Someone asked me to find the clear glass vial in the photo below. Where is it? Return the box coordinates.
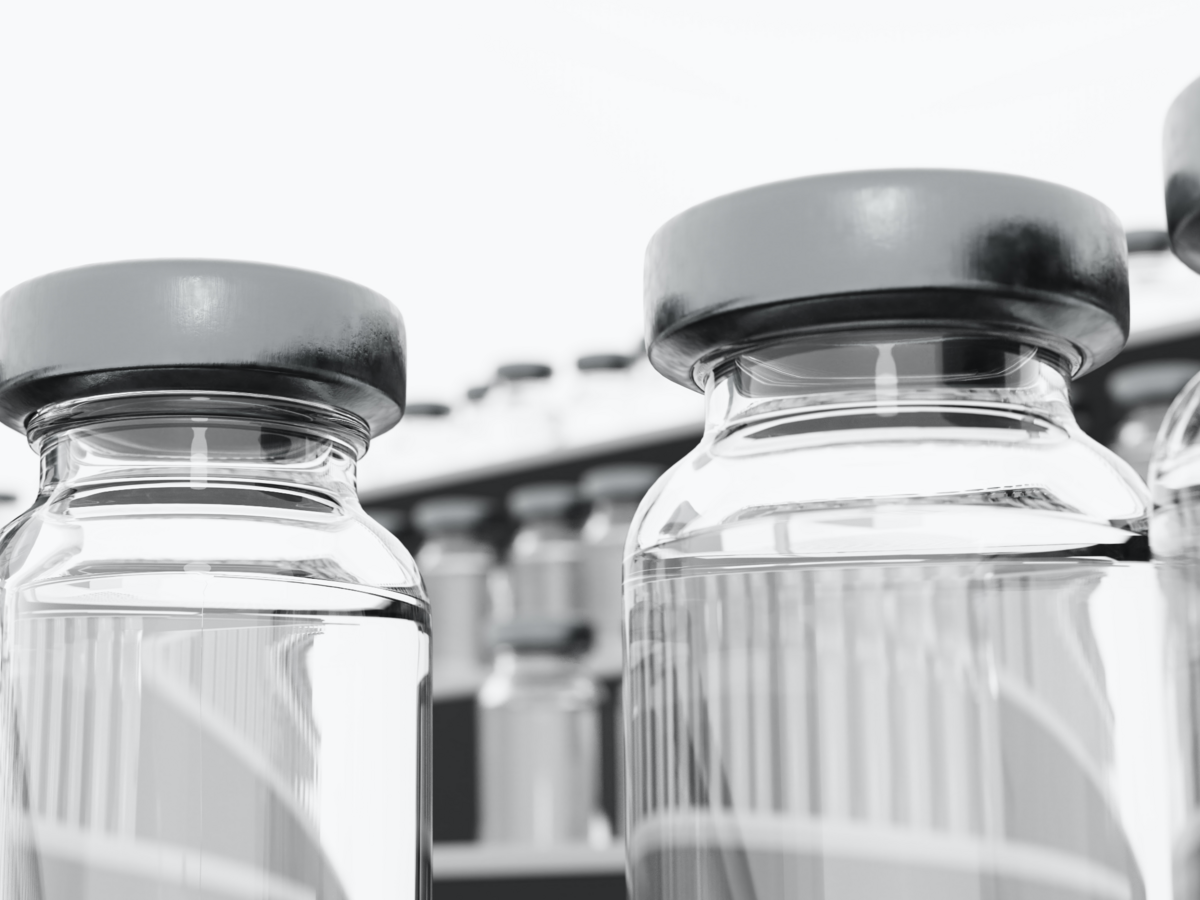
[486,363,561,457]
[626,172,1160,899]
[477,622,604,845]
[502,482,584,626]
[1153,76,1200,900]
[412,495,495,694]
[567,353,636,445]
[580,463,662,676]
[358,400,456,491]
[0,260,429,900]
[580,462,661,841]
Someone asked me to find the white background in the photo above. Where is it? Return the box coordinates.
[2,0,1200,498]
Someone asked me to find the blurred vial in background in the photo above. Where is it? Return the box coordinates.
[627,341,706,432]
[501,481,585,625]
[477,622,605,845]
[358,400,455,488]
[580,462,661,840]
[413,496,495,694]
[465,384,490,417]
[404,401,454,467]
[487,363,561,458]
[369,507,407,535]
[1126,230,1171,254]
[567,353,636,445]
[580,463,663,675]
[406,402,453,424]
[455,384,494,461]
[0,493,21,533]
[1126,230,1178,304]
[478,480,608,844]
[1107,360,1200,480]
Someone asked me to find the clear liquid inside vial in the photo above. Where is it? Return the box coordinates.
[0,573,430,900]
[627,506,1164,900]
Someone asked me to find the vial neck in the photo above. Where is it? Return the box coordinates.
[30,392,369,499]
[704,331,1075,434]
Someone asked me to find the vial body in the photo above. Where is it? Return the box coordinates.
[477,650,603,845]
[0,394,431,900]
[417,531,493,691]
[626,334,1159,900]
[476,483,607,845]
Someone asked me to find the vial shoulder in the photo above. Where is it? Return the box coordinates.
[0,494,424,597]
[629,426,1148,559]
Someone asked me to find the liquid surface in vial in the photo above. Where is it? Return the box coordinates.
[626,509,1163,900]
[0,573,430,900]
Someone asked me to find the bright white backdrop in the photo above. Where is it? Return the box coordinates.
[1,0,1199,500]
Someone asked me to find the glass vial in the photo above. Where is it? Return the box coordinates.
[580,463,663,675]
[477,623,603,845]
[477,482,607,844]
[0,260,430,900]
[626,172,1156,900]
[1154,75,1200,900]
[413,495,495,694]
[580,463,661,841]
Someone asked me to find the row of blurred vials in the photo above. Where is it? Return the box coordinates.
[369,345,684,851]
[362,346,701,489]
[367,342,1200,496]
[362,352,1200,852]
[390,463,662,847]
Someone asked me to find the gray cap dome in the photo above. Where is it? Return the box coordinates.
[645,169,1129,389]
[0,259,407,434]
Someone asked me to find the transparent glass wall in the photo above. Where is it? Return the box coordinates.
[626,334,1166,900]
